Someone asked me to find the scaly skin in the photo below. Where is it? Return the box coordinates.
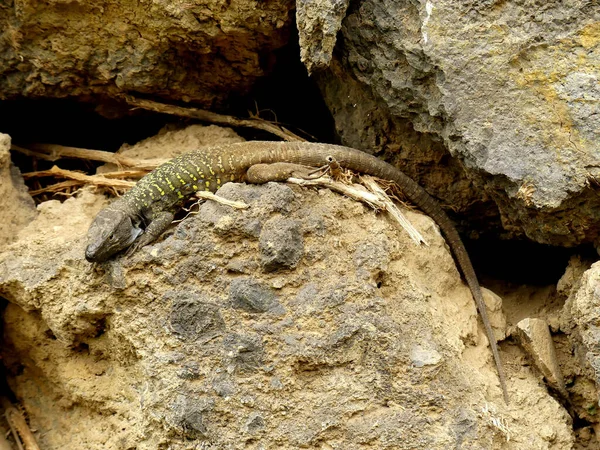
[85,141,509,402]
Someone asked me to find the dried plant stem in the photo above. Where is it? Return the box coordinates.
[125,96,305,142]
[287,175,426,245]
[1,398,40,450]
[12,144,165,170]
[23,166,136,190]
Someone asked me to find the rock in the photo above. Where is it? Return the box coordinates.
[259,217,304,271]
[515,317,568,398]
[0,133,36,248]
[222,333,264,374]
[317,0,600,247]
[0,130,576,448]
[0,0,294,106]
[296,0,350,73]
[168,291,225,341]
[229,278,284,314]
[169,395,213,438]
[557,255,591,298]
[410,344,442,368]
[561,261,600,423]
[244,412,265,434]
[483,287,507,342]
[198,182,297,239]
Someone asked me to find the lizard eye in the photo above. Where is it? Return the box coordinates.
[108,233,115,241]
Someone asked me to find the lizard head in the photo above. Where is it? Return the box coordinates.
[85,208,143,262]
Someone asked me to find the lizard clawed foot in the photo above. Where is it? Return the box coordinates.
[306,155,345,180]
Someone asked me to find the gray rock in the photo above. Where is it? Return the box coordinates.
[170,395,214,439]
[198,183,297,239]
[317,0,600,246]
[223,333,264,373]
[167,291,225,341]
[410,344,442,368]
[244,412,265,433]
[0,0,293,106]
[177,361,201,380]
[259,217,304,271]
[229,277,284,313]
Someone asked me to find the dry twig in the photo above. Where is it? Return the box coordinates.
[360,175,427,245]
[287,174,426,246]
[12,144,165,170]
[125,96,305,142]
[173,191,249,224]
[23,166,136,190]
[193,191,249,209]
[28,180,84,196]
[1,398,40,450]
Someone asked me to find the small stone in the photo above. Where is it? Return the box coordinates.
[167,291,225,341]
[515,318,568,398]
[245,412,265,433]
[177,361,201,380]
[229,278,283,313]
[259,217,304,271]
[170,396,214,439]
[410,344,442,368]
[270,377,284,390]
[539,424,556,442]
[223,333,264,373]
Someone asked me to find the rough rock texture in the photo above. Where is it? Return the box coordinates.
[0,133,36,247]
[561,260,600,425]
[515,318,568,399]
[0,119,577,448]
[296,0,350,74]
[315,0,600,246]
[0,0,293,105]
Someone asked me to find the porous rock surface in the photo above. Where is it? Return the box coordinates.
[0,0,293,105]
[0,133,36,247]
[561,259,600,425]
[315,0,600,246]
[0,131,575,448]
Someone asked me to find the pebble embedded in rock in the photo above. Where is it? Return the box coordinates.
[410,344,442,368]
[259,217,304,271]
[515,317,568,398]
[229,278,284,314]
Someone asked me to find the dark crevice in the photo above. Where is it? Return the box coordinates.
[231,30,336,143]
[465,237,596,286]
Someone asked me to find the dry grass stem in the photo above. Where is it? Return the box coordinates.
[125,96,305,142]
[361,175,427,245]
[12,144,166,170]
[23,166,136,191]
[1,398,40,450]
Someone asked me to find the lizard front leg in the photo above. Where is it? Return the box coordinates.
[126,211,175,257]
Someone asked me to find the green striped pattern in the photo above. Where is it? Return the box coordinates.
[124,150,243,213]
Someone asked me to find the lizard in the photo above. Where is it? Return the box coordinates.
[84,140,509,402]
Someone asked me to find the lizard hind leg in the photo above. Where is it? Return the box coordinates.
[245,162,323,184]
